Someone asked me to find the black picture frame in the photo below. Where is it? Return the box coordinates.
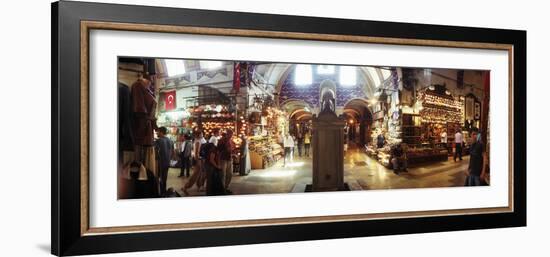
[51,1,526,256]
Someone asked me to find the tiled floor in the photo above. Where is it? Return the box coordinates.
[167,145,470,197]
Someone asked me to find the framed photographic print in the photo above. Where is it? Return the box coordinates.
[51,1,526,256]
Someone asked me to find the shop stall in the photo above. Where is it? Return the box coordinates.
[366,84,471,168]
[156,109,192,143]
[247,106,286,169]
[190,105,236,138]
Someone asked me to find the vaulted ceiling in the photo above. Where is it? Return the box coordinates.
[252,63,392,119]
[251,63,393,99]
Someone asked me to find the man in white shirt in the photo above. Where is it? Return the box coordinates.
[283,133,295,167]
[454,129,463,162]
[199,135,207,145]
[440,129,449,155]
[209,129,220,146]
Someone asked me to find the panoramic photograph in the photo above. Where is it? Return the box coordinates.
[117,57,491,199]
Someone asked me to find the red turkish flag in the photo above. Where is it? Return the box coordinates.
[233,62,241,93]
[165,90,176,110]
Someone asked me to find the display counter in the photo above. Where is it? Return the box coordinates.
[365,143,449,168]
[406,146,448,164]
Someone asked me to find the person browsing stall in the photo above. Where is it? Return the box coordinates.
[391,143,408,174]
[377,133,386,149]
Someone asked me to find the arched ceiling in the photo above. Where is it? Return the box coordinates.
[343,98,372,121]
[343,108,361,119]
[280,99,313,115]
[251,63,291,94]
[252,63,393,100]
[291,109,313,121]
[157,60,393,101]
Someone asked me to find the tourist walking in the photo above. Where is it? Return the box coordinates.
[202,142,225,195]
[182,130,205,196]
[296,133,304,157]
[178,134,192,177]
[217,129,235,193]
[304,131,311,157]
[283,133,295,166]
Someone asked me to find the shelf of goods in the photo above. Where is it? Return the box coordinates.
[401,113,422,145]
[193,110,236,132]
[156,119,188,142]
[198,111,234,120]
[419,90,463,125]
[200,117,236,138]
[248,135,283,169]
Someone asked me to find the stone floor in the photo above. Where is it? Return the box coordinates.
[166,145,470,197]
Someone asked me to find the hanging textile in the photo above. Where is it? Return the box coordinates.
[143,146,158,178]
[121,163,148,181]
[118,83,134,151]
[131,78,157,146]
[465,97,475,120]
[122,151,135,166]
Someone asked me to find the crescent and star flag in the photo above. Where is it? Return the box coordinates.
[165,90,176,110]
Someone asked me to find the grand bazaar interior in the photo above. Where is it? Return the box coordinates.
[118,57,490,199]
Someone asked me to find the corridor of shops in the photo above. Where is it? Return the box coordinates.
[166,143,471,196]
[118,58,489,199]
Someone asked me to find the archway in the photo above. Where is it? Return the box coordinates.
[343,98,373,147]
[281,99,313,136]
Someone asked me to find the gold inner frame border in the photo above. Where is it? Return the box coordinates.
[79,20,515,236]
